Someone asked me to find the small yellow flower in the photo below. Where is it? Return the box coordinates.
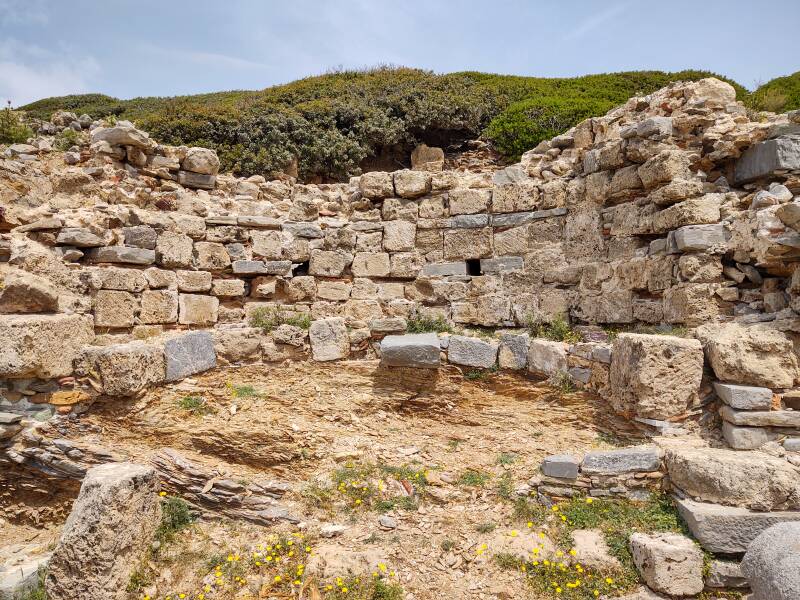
[569,549,577,556]
[342,587,349,593]
[586,498,593,504]
[594,591,600,597]
[378,563,387,573]
[510,530,518,537]
[274,575,282,582]
[159,491,167,497]
[605,577,614,584]
[527,521,533,528]
[556,587,562,593]
[179,595,185,600]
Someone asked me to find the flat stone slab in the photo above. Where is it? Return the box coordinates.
[490,207,567,228]
[447,335,498,369]
[0,411,23,424]
[87,246,156,265]
[421,262,467,277]
[479,256,523,274]
[720,405,800,428]
[232,260,267,275]
[542,454,579,479]
[714,382,773,410]
[676,498,800,553]
[380,333,440,368]
[734,135,800,184]
[672,223,728,252]
[581,445,662,474]
[164,331,217,382]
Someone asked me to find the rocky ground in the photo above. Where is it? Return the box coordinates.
[3,359,656,599]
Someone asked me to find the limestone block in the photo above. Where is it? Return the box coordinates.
[581,446,662,474]
[527,339,567,378]
[56,227,105,247]
[608,333,703,419]
[309,250,353,277]
[178,294,219,326]
[359,172,394,199]
[638,149,691,190]
[0,314,94,378]
[629,532,703,597]
[123,225,157,249]
[77,342,165,396]
[309,317,349,362]
[351,252,391,277]
[181,147,220,175]
[0,271,60,313]
[734,135,800,184]
[448,189,491,215]
[651,194,722,233]
[94,290,137,328]
[193,241,231,270]
[383,220,417,252]
[144,267,176,289]
[176,270,212,293]
[250,231,284,259]
[498,332,529,370]
[156,231,194,268]
[389,252,423,278]
[542,454,579,479]
[316,280,352,301]
[443,228,492,259]
[45,463,160,600]
[211,279,246,297]
[672,223,728,252]
[713,382,773,410]
[380,333,441,368]
[87,246,156,265]
[695,322,800,388]
[393,169,431,198]
[421,262,467,277]
[139,290,178,324]
[665,446,800,510]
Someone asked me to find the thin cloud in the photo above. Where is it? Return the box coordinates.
[563,2,630,41]
[139,43,270,71]
[0,0,48,26]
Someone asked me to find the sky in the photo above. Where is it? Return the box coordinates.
[1,0,798,106]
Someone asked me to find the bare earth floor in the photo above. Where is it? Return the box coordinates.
[3,360,642,599]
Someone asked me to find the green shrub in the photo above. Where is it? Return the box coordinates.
[0,104,33,144]
[177,395,213,415]
[21,67,746,181]
[527,314,581,344]
[155,496,194,544]
[458,469,490,487]
[249,306,311,332]
[53,127,80,150]
[406,314,453,334]
[747,71,800,112]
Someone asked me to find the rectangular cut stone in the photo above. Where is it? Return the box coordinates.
[542,454,579,479]
[205,215,238,225]
[446,214,490,228]
[673,224,727,252]
[282,222,323,238]
[498,332,529,370]
[713,382,773,410]
[491,207,567,228]
[447,335,498,369]
[237,215,281,228]
[480,256,523,274]
[421,262,467,277]
[262,260,293,275]
[380,333,441,368]
[349,221,384,232]
[164,332,217,382]
[87,246,156,265]
[720,405,800,428]
[527,339,567,378]
[581,446,662,474]
[722,422,782,450]
[178,171,216,189]
[77,342,165,396]
[734,135,800,184]
[232,260,267,275]
[676,498,800,553]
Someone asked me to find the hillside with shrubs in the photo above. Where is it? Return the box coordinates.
[18,66,797,182]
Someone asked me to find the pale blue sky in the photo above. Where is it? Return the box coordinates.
[1,0,798,106]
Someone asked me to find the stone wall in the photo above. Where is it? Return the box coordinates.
[1,78,800,446]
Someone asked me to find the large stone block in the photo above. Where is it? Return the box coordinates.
[638,149,691,190]
[527,339,567,378]
[393,169,431,198]
[447,335,498,369]
[734,135,800,184]
[77,342,165,396]
[164,331,217,381]
[448,188,491,215]
[498,332,529,370]
[178,294,219,325]
[608,333,703,419]
[0,271,59,313]
[359,172,394,199]
[194,241,231,270]
[94,290,139,327]
[139,290,178,324]
[0,314,94,378]
[309,250,353,277]
[671,223,728,252]
[677,498,800,553]
[695,322,800,388]
[309,317,349,362]
[651,194,722,233]
[351,252,390,277]
[181,147,220,175]
[581,446,662,474]
[45,463,160,600]
[383,220,416,252]
[87,246,156,265]
[720,405,800,428]
[155,231,194,268]
[665,446,800,510]
[741,523,800,600]
[722,421,782,450]
[380,333,441,368]
[443,228,492,260]
[714,382,773,410]
[542,454,579,479]
[629,532,703,597]
[421,262,467,277]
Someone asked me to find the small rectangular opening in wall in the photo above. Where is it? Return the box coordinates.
[293,261,310,276]
[466,259,481,276]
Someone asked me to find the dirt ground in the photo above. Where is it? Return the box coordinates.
[3,359,643,599]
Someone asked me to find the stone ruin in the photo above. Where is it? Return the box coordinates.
[1,78,800,599]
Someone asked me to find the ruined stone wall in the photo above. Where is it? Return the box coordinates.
[1,78,800,444]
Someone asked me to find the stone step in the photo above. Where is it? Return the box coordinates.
[676,498,800,553]
[713,381,773,410]
[720,404,800,428]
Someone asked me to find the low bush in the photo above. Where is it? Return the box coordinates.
[0,104,33,144]
[249,306,311,332]
[406,314,453,334]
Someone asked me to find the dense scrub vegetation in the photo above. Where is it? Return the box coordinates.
[19,67,761,181]
[746,70,800,113]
